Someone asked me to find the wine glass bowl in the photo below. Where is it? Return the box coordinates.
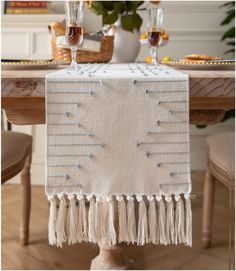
[147,8,164,65]
[66,25,83,46]
[148,29,162,47]
[64,1,84,70]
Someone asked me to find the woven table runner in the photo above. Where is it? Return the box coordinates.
[45,63,192,247]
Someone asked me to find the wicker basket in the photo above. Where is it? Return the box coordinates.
[51,34,114,63]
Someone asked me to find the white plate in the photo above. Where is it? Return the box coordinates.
[1,60,62,70]
[162,60,235,71]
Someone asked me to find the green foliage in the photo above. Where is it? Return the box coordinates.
[220,1,235,54]
[90,1,144,32]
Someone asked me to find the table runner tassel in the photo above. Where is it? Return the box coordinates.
[166,196,175,244]
[95,197,105,241]
[117,196,127,243]
[148,196,158,244]
[67,194,79,245]
[158,197,167,245]
[107,196,116,246]
[175,195,185,244]
[48,195,57,246]
[137,196,148,246]
[56,194,67,247]
[127,196,136,244]
[88,196,96,243]
[185,194,192,246]
[77,195,88,242]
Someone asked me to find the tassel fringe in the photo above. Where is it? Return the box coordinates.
[158,197,167,245]
[185,194,192,246]
[148,196,158,244]
[107,196,116,246]
[77,195,88,242]
[175,195,186,244]
[137,196,148,246]
[47,193,193,247]
[88,195,96,243]
[117,196,127,243]
[48,196,57,245]
[127,196,137,244]
[95,197,105,241]
[67,194,79,245]
[166,196,175,244]
[56,194,67,247]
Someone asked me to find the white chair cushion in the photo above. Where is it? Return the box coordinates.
[207,132,235,180]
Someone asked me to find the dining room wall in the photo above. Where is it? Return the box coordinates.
[5,1,234,185]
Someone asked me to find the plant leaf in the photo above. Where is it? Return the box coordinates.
[103,11,118,25]
[103,1,116,11]
[91,1,105,15]
[224,48,235,54]
[221,10,235,25]
[221,27,235,40]
[121,13,142,32]
[133,13,143,30]
[121,14,134,31]
[219,1,235,8]
[227,41,235,46]
[114,2,125,13]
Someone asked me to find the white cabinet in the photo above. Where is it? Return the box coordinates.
[1,12,102,60]
[2,30,30,59]
[1,14,64,59]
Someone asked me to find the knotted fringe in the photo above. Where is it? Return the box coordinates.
[77,195,88,242]
[148,196,158,244]
[127,196,137,244]
[47,194,192,247]
[166,196,175,244]
[67,194,79,245]
[175,195,185,244]
[107,196,116,246]
[48,196,57,245]
[95,197,105,241]
[56,194,67,247]
[157,196,167,245]
[185,194,192,246]
[117,196,127,243]
[88,195,96,243]
[137,196,148,246]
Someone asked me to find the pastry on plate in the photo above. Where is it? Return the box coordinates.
[185,54,223,61]
[179,59,206,63]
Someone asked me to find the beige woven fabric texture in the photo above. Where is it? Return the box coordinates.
[46,63,191,198]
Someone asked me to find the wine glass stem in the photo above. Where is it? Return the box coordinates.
[70,46,77,69]
[150,46,158,65]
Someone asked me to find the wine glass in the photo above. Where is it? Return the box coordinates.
[147,7,164,65]
[64,1,84,70]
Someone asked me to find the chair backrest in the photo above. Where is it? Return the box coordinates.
[1,110,12,131]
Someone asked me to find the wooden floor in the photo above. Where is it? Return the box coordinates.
[2,171,234,270]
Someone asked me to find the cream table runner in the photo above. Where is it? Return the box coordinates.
[45,63,192,247]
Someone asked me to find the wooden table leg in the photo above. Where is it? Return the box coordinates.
[20,154,32,246]
[90,242,134,270]
[90,197,134,270]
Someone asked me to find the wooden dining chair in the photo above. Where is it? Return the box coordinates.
[1,131,32,246]
[202,132,235,267]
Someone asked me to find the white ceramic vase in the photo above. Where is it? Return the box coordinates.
[111,19,141,63]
